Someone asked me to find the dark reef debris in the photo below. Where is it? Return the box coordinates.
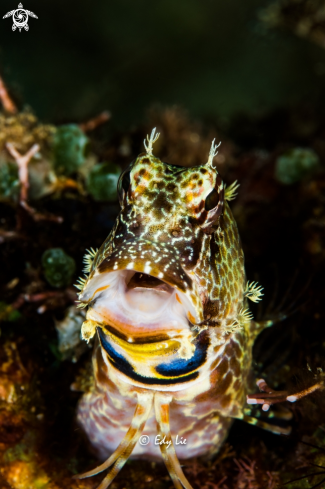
[260,0,325,50]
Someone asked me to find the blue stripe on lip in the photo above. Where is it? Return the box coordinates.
[98,328,202,385]
[155,339,207,377]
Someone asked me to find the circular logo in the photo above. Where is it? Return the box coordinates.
[139,435,150,446]
[13,9,28,28]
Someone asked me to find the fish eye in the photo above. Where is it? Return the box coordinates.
[117,169,131,205]
[205,188,219,211]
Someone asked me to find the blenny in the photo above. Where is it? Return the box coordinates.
[73,130,305,489]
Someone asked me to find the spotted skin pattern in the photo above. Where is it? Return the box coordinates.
[75,135,265,489]
[91,153,244,329]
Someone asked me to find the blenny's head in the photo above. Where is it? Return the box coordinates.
[77,129,245,389]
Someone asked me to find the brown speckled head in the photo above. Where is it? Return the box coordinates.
[77,131,246,388]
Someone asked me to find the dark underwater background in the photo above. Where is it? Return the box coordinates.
[1,0,325,127]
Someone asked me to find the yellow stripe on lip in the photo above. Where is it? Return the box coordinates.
[101,326,181,359]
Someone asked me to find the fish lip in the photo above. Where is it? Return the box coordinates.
[98,326,211,388]
[99,323,175,344]
[100,325,182,357]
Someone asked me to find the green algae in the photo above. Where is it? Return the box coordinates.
[52,124,89,176]
[41,248,76,288]
[0,301,22,322]
[4,437,34,464]
[0,161,20,202]
[275,148,319,185]
[86,162,121,202]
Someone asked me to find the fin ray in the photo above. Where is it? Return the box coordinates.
[74,391,154,480]
[155,394,193,489]
[242,414,291,435]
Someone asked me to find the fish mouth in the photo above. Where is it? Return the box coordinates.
[79,239,204,345]
[78,239,208,384]
[80,269,198,347]
[99,272,184,344]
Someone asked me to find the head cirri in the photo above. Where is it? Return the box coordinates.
[76,128,246,389]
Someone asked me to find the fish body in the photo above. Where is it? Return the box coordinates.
[75,133,261,488]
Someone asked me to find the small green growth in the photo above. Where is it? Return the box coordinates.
[66,456,80,475]
[86,162,121,202]
[48,339,63,362]
[0,301,22,322]
[4,440,32,463]
[52,124,89,175]
[0,162,20,201]
[7,309,22,322]
[283,481,310,489]
[275,148,319,185]
[3,432,37,463]
[41,248,76,288]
